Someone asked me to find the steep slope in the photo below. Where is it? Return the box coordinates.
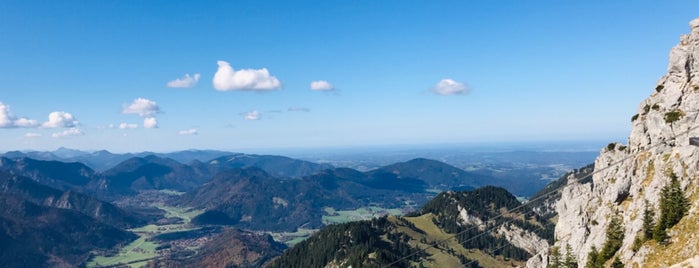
[0,157,95,190]
[547,18,699,267]
[528,164,595,223]
[269,186,551,268]
[0,172,144,228]
[0,193,136,267]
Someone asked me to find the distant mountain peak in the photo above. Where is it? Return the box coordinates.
[52,147,88,158]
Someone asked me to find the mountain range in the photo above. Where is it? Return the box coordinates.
[267,17,699,268]
[0,169,153,267]
[268,185,555,267]
[2,14,698,268]
[0,148,511,267]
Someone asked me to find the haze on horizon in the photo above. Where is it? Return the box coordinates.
[1,1,698,153]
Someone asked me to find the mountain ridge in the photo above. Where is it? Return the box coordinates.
[0,193,137,267]
[534,17,699,267]
[268,185,552,267]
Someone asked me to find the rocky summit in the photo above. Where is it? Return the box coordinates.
[536,18,699,267]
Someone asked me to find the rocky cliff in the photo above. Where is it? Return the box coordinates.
[546,18,699,267]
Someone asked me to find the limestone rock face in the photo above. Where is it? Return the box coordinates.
[549,18,699,267]
[496,224,549,255]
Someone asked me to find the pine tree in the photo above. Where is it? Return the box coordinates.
[611,256,624,268]
[549,246,562,268]
[585,246,602,268]
[600,213,624,261]
[642,200,655,240]
[654,173,689,243]
[564,243,578,268]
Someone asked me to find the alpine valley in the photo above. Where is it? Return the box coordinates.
[4,15,699,268]
[0,144,594,267]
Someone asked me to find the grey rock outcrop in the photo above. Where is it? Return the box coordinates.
[547,18,699,267]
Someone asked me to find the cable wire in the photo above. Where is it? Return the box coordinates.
[383,125,699,268]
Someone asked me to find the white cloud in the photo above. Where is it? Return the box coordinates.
[0,103,11,127]
[143,117,158,129]
[14,118,39,128]
[119,123,138,129]
[167,73,200,88]
[178,128,198,135]
[431,78,470,95]
[123,98,160,117]
[0,102,38,128]
[213,60,281,91]
[52,128,84,138]
[244,110,260,120]
[42,111,78,128]
[310,80,334,91]
[24,132,42,138]
[288,107,310,112]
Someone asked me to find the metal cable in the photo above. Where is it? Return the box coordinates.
[383,125,699,268]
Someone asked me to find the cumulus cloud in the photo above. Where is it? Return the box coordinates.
[0,102,39,128]
[243,110,260,120]
[431,78,470,95]
[42,111,78,128]
[167,73,200,88]
[52,128,83,138]
[122,98,160,117]
[24,132,42,138]
[14,118,39,128]
[178,128,198,135]
[119,123,138,129]
[0,103,11,127]
[310,80,334,91]
[213,61,281,91]
[143,117,158,129]
[288,107,310,112]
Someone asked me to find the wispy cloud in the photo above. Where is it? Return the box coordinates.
[243,110,260,120]
[431,78,470,95]
[143,117,158,129]
[310,80,334,91]
[0,102,38,128]
[122,98,160,117]
[119,123,138,129]
[213,61,281,91]
[24,132,42,138]
[52,128,83,138]
[167,73,200,88]
[42,111,78,128]
[288,107,310,112]
[178,128,198,135]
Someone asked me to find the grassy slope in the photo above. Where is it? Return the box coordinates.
[399,214,524,268]
[640,178,699,267]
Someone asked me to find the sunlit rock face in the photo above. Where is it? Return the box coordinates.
[529,18,699,267]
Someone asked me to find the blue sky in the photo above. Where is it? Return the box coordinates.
[1,1,698,153]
